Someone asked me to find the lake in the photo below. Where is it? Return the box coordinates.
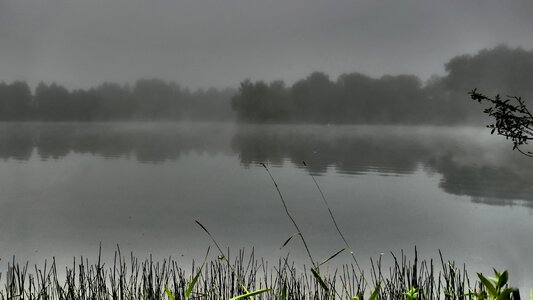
[1,122,533,289]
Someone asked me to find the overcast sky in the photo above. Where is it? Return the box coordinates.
[2,0,533,89]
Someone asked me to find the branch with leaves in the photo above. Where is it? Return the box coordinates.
[469,89,533,157]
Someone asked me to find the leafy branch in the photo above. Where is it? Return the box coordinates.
[469,89,533,157]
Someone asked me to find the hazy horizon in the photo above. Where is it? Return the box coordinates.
[2,0,533,90]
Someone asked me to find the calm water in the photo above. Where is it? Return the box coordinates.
[1,122,533,288]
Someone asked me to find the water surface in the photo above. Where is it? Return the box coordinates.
[1,122,532,288]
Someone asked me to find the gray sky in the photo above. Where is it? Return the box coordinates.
[2,0,533,89]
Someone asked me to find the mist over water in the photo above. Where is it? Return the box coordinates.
[2,122,532,203]
[1,122,533,289]
[4,0,533,296]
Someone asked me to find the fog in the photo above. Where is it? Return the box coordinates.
[2,0,533,90]
[1,123,532,206]
[3,0,533,295]
[2,45,533,124]
[3,1,533,123]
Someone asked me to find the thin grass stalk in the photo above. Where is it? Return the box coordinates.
[260,163,316,270]
[302,161,364,274]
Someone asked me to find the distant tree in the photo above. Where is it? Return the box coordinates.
[70,88,102,121]
[0,79,235,122]
[133,78,181,119]
[373,74,424,123]
[469,89,533,157]
[336,72,375,122]
[34,82,72,120]
[232,79,290,122]
[232,72,432,124]
[446,45,533,97]
[186,87,235,121]
[94,83,134,120]
[291,72,336,122]
[0,81,32,120]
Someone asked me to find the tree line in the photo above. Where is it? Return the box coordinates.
[2,45,533,124]
[232,45,533,124]
[0,79,235,121]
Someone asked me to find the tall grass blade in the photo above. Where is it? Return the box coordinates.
[0,248,480,300]
[280,233,298,249]
[319,248,345,267]
[311,267,329,293]
[165,286,176,300]
[185,247,210,298]
[261,163,316,269]
[195,220,225,260]
[369,283,381,300]
[281,283,287,300]
[229,288,272,300]
[302,161,363,273]
[195,220,252,296]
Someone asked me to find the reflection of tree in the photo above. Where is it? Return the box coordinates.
[232,126,533,205]
[71,129,133,158]
[427,155,533,203]
[37,125,74,159]
[2,124,533,206]
[231,127,427,175]
[0,125,34,161]
[0,124,232,163]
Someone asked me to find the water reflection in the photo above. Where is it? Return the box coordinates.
[1,123,533,206]
[232,125,426,175]
[0,123,233,163]
[233,125,533,205]
[429,155,533,204]
[0,124,34,161]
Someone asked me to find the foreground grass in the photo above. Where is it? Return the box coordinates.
[1,247,516,300]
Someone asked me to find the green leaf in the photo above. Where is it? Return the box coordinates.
[489,276,499,286]
[281,283,287,300]
[478,273,498,297]
[185,268,202,298]
[164,286,175,300]
[310,268,329,293]
[369,283,381,300]
[496,288,514,300]
[464,291,483,300]
[186,247,210,298]
[403,287,419,300]
[498,271,509,289]
[229,288,272,300]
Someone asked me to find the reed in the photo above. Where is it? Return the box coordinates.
[1,246,509,300]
